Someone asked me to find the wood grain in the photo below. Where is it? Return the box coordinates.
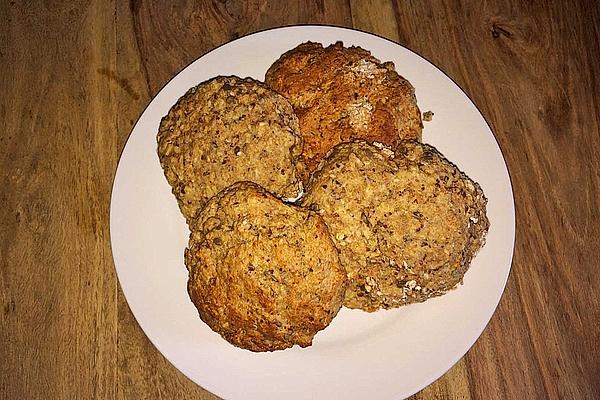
[1,0,598,399]
[0,1,120,398]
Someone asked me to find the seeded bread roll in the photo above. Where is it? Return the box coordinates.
[265,41,422,182]
[186,182,347,351]
[301,141,488,312]
[157,76,303,224]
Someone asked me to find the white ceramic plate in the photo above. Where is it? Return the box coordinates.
[110,26,515,400]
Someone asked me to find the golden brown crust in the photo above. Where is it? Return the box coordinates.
[265,42,422,182]
[157,76,303,224]
[301,141,489,312]
[185,182,347,351]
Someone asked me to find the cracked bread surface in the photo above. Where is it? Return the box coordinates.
[265,41,422,182]
[157,76,303,224]
[301,141,488,312]
[185,182,347,351]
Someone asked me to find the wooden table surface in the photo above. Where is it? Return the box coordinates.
[1,1,598,399]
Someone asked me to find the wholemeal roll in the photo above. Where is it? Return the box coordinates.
[186,182,347,351]
[266,41,422,182]
[157,76,303,223]
[301,140,488,311]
